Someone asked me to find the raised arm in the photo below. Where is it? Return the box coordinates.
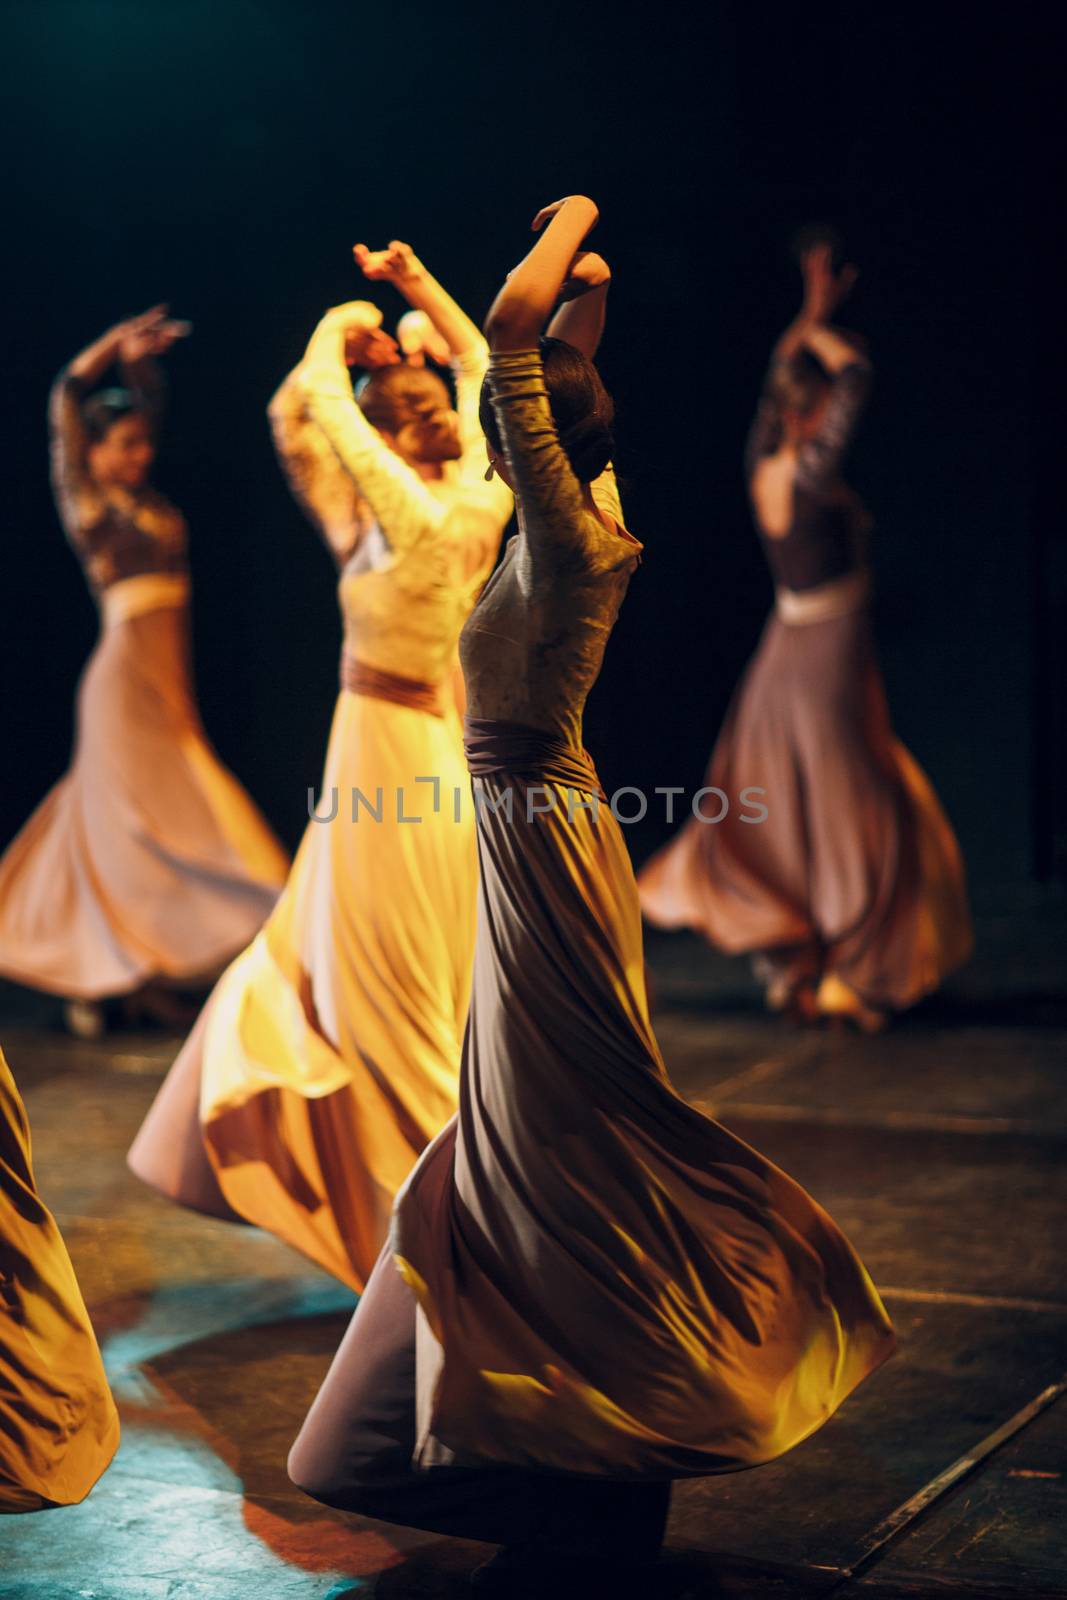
[546,251,611,360]
[268,369,374,567]
[483,198,613,563]
[747,241,864,480]
[355,241,505,481]
[295,304,447,554]
[355,241,485,361]
[485,194,599,352]
[269,306,399,565]
[795,353,872,489]
[49,307,187,525]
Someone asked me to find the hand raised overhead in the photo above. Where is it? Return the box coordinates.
[322,302,401,369]
[557,250,611,302]
[118,305,192,363]
[396,309,451,367]
[530,196,599,234]
[353,241,422,286]
[801,242,858,325]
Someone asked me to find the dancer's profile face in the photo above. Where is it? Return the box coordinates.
[88,413,156,489]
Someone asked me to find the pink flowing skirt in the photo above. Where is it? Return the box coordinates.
[638,607,972,1010]
[0,603,288,999]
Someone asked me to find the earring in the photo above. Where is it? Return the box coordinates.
[484,458,497,482]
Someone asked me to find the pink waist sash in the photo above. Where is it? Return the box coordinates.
[463,716,606,800]
[340,653,448,718]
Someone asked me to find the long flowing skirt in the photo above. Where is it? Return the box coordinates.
[389,757,896,1480]
[638,607,972,1011]
[1,1046,119,1510]
[128,689,478,1290]
[0,604,288,999]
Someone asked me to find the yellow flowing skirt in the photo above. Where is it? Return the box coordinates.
[1,1047,118,1510]
[129,688,477,1290]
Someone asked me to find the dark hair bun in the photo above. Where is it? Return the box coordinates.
[477,336,616,485]
[557,412,614,483]
[540,336,615,484]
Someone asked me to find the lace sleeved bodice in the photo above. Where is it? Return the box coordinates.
[748,359,873,594]
[460,349,641,748]
[294,337,512,684]
[268,370,375,568]
[48,368,188,598]
[794,362,871,492]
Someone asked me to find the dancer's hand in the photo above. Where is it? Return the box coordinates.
[486,196,601,351]
[558,250,611,302]
[354,241,423,288]
[117,306,192,363]
[531,196,599,234]
[321,302,400,368]
[800,242,857,325]
[396,309,451,367]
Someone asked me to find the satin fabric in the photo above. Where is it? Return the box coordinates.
[639,606,972,1010]
[1,1046,119,1511]
[0,598,288,998]
[129,685,477,1289]
[390,741,896,1479]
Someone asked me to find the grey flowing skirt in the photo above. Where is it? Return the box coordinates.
[639,607,972,1010]
[386,740,896,1480]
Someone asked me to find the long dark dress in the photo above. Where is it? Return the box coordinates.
[288,348,895,1545]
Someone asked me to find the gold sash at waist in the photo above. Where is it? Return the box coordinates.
[340,653,449,718]
[101,573,191,629]
[775,569,871,626]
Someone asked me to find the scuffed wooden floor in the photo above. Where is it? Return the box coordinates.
[1,885,1065,1598]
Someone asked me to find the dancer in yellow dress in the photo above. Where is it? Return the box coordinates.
[1,1044,118,1511]
[288,199,894,1598]
[0,308,289,1037]
[129,245,512,1291]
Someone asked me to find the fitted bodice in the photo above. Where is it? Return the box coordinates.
[273,335,512,688]
[746,360,872,593]
[461,350,642,750]
[49,370,188,599]
[337,479,502,684]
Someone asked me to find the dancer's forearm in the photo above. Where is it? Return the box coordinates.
[801,323,869,374]
[395,261,484,360]
[64,324,127,389]
[547,279,609,360]
[486,196,600,351]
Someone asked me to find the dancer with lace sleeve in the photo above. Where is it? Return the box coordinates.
[129,247,512,1292]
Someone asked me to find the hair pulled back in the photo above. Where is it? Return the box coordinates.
[479,336,615,484]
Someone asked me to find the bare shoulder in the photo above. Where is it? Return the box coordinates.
[751,449,796,540]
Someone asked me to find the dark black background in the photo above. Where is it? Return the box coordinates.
[1,2,1058,885]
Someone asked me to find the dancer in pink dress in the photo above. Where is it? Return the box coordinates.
[639,242,972,1030]
[0,309,288,1037]
[288,200,894,1598]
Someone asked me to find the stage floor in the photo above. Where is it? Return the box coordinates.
[1,884,1065,1599]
